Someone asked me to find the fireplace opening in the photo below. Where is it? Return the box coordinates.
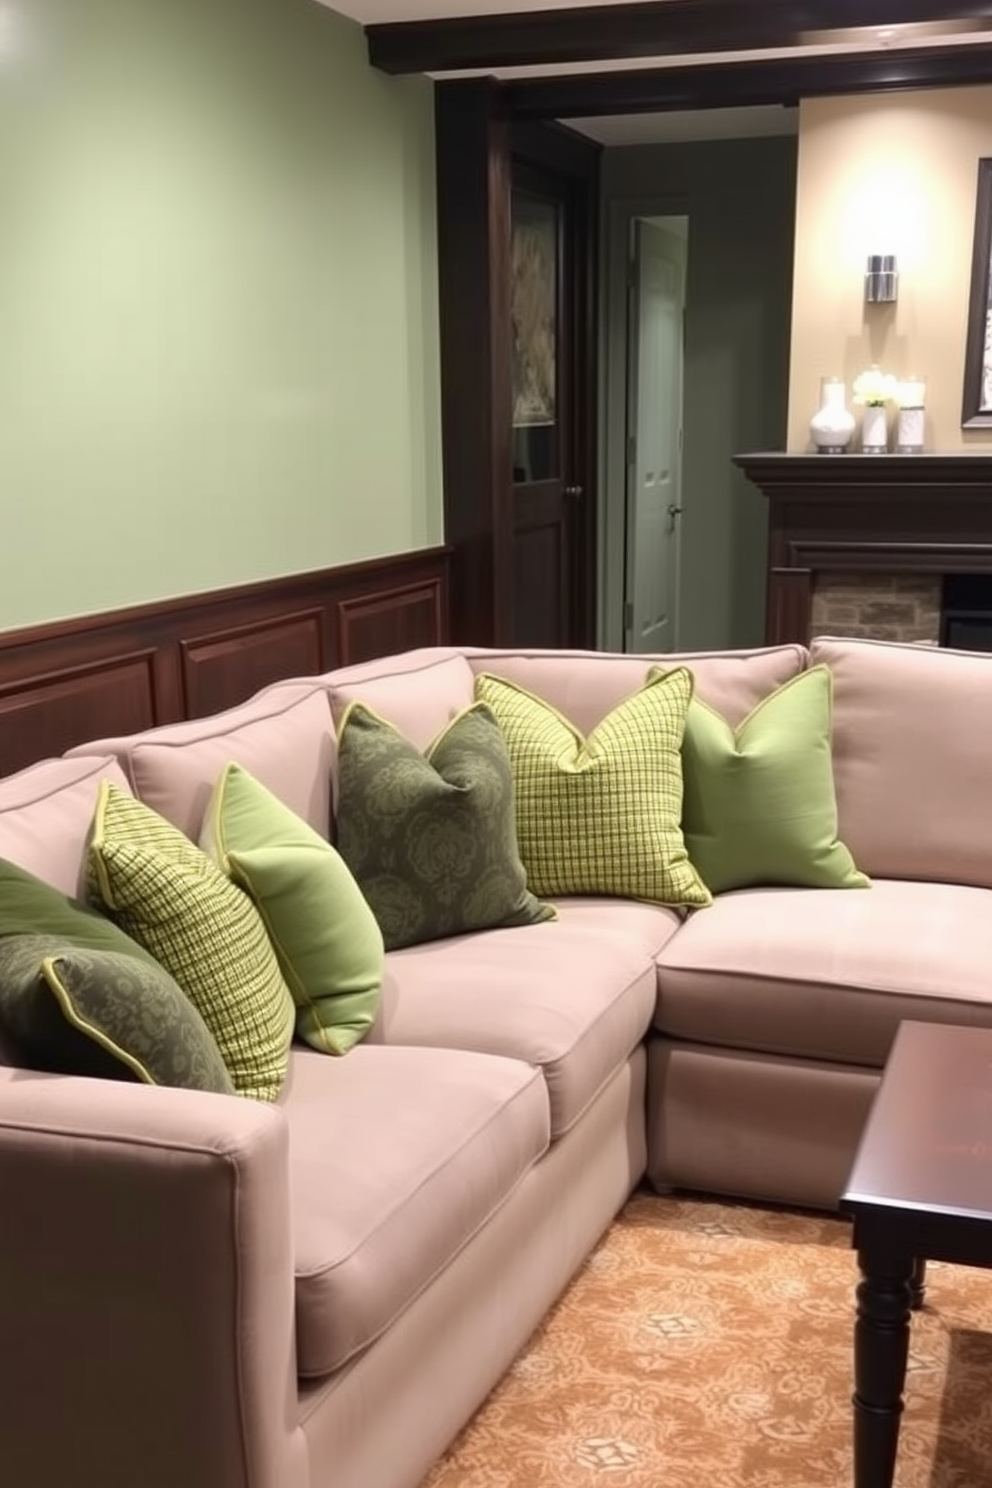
[940,574,992,652]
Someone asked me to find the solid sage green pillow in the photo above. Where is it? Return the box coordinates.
[668,664,870,894]
[335,701,555,951]
[200,763,385,1055]
[0,934,234,1092]
[0,857,161,968]
[475,669,711,909]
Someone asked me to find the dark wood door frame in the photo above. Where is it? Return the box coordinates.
[435,80,513,646]
[436,82,599,645]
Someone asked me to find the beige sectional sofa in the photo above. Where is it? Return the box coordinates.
[1,634,991,1488]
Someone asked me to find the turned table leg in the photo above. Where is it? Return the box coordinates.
[910,1256,927,1311]
[852,1249,914,1488]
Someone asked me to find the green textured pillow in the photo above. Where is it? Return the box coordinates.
[87,781,296,1102]
[475,670,711,909]
[335,701,555,951]
[0,857,161,967]
[0,934,234,1093]
[669,664,870,894]
[200,763,384,1055]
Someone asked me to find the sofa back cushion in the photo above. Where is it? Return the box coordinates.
[809,635,992,886]
[462,645,808,737]
[0,755,131,897]
[67,684,333,842]
[322,648,476,752]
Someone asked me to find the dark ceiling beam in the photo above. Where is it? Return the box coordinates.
[367,0,992,76]
[493,40,992,118]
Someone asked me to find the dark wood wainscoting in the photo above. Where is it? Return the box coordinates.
[0,547,449,778]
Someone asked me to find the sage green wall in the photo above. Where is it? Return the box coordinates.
[0,0,441,629]
[601,135,797,651]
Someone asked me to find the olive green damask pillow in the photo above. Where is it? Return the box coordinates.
[0,934,234,1092]
[335,702,555,951]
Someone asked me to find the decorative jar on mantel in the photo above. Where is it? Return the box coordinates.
[809,376,856,454]
[895,377,927,454]
[860,403,889,454]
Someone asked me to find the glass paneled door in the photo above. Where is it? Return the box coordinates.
[509,165,590,648]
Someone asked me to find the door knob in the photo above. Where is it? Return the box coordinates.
[667,504,683,518]
[564,484,584,498]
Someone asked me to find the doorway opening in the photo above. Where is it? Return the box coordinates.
[623,214,688,654]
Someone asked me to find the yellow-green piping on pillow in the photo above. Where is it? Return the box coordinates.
[0,935,234,1093]
[475,668,711,909]
[43,953,166,1084]
[86,781,296,1102]
[201,763,384,1055]
[335,699,556,951]
[663,663,870,894]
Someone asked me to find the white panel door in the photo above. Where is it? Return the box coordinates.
[625,218,686,654]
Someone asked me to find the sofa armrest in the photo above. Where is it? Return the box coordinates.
[0,1069,305,1488]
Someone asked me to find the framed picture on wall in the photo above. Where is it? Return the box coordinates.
[962,156,992,429]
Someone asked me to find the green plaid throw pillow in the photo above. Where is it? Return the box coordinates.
[474,669,711,909]
[87,781,296,1101]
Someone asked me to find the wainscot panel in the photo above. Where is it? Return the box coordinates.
[0,548,450,778]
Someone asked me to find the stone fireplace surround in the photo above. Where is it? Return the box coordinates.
[735,454,992,648]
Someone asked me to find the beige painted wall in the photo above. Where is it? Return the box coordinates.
[788,87,992,451]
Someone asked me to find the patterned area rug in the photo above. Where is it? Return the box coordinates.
[422,1192,992,1487]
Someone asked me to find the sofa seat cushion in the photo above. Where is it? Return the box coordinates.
[373,904,676,1137]
[655,879,992,1068]
[552,897,684,960]
[284,1044,549,1378]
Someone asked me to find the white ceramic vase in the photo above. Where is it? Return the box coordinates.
[809,377,856,454]
[861,403,888,454]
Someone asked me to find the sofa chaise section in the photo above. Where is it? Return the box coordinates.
[648,636,992,1209]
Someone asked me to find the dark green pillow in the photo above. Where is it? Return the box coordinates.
[335,701,555,951]
[0,857,160,966]
[0,934,235,1093]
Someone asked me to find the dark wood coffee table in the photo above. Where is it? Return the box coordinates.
[840,1019,992,1488]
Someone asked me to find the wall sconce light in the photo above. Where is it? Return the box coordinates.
[865,254,898,303]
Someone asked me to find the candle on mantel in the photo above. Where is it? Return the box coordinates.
[896,377,927,454]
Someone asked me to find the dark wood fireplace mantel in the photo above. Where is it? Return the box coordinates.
[735,452,992,645]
